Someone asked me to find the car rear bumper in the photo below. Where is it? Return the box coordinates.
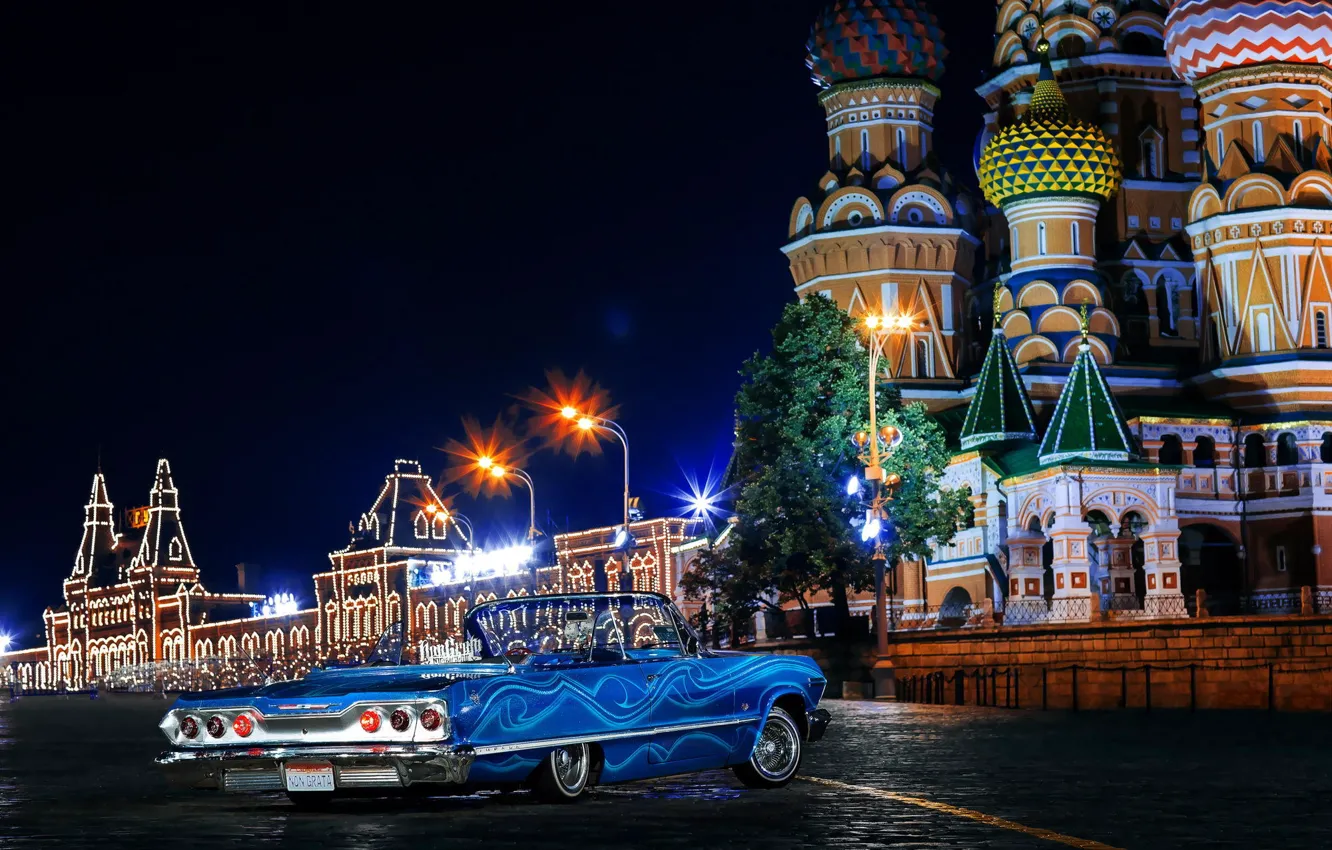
[156,743,475,792]
[806,708,831,743]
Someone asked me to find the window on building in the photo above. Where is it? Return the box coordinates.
[1010,226,1019,260]
[1216,129,1224,161]
[1255,310,1273,352]
[1321,432,1332,463]
[1253,121,1264,162]
[1317,310,1328,348]
[860,129,871,170]
[1243,433,1266,468]
[833,135,842,168]
[1038,222,1048,255]
[921,131,929,161]
[1071,221,1080,255]
[914,337,931,377]
[1159,434,1183,465]
[1294,120,1305,163]
[1277,432,1299,465]
[1276,545,1288,572]
[1194,436,1216,468]
[896,127,907,168]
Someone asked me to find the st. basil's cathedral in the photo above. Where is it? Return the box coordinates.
[788,0,1332,623]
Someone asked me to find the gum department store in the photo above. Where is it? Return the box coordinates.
[8,0,1332,688]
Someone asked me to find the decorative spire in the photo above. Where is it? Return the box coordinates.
[1038,339,1137,465]
[72,472,117,582]
[132,459,197,572]
[960,302,1040,451]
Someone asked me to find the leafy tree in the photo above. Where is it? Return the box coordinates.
[704,294,968,631]
[679,542,772,648]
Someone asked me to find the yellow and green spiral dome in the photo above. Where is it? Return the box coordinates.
[978,43,1122,207]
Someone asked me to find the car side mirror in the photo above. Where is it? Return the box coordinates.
[685,635,700,656]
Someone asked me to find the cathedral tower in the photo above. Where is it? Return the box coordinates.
[1168,0,1332,413]
[979,39,1125,368]
[785,1,981,402]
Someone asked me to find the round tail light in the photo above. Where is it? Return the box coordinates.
[232,713,254,738]
[420,708,442,731]
[179,716,200,739]
[390,709,411,732]
[360,710,382,733]
[206,716,226,738]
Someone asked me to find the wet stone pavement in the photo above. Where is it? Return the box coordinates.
[1,696,1330,849]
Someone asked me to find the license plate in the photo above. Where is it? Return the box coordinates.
[284,762,335,792]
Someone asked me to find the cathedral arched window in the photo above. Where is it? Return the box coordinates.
[1277,433,1299,466]
[1216,129,1225,162]
[168,537,183,562]
[1243,433,1267,468]
[1317,310,1328,348]
[920,130,928,161]
[1252,121,1264,162]
[1010,226,1019,260]
[913,336,931,378]
[1037,222,1047,256]
[1321,433,1332,464]
[833,135,842,169]
[896,128,907,168]
[1159,434,1183,465]
[1294,121,1305,163]
[1070,221,1081,256]
[860,129,871,170]
[1194,436,1216,468]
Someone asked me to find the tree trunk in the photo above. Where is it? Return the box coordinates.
[830,575,852,639]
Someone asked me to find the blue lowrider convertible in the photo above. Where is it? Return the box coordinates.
[157,592,831,805]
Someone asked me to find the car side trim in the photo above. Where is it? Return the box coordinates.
[471,716,759,756]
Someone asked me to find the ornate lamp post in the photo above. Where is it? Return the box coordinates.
[856,312,912,697]
[561,407,632,544]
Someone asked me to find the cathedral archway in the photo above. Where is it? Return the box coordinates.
[1179,524,1242,615]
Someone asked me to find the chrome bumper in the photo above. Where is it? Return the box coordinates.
[156,743,475,792]
[806,708,831,743]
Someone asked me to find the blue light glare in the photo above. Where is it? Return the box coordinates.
[860,515,882,542]
[673,466,733,531]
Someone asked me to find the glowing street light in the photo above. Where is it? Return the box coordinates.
[563,407,632,540]
[0,634,11,654]
[481,459,540,541]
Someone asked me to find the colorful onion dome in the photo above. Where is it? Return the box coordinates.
[1165,0,1332,85]
[806,0,948,88]
[978,41,1122,208]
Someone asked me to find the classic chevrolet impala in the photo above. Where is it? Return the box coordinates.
[157,592,831,806]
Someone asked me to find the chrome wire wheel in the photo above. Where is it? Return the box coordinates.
[733,706,803,789]
[553,745,588,790]
[533,742,592,802]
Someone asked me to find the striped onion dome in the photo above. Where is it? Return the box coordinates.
[1166,0,1332,86]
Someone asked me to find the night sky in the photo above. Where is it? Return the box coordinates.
[2,1,990,641]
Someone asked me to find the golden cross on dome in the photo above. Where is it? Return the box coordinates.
[1079,303,1090,337]
[992,281,1004,324]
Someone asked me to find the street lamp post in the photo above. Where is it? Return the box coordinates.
[561,407,631,537]
[858,312,912,698]
[481,459,539,541]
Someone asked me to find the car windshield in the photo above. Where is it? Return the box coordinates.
[465,593,695,662]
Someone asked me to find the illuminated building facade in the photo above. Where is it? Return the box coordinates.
[788,0,1332,626]
[1,459,704,690]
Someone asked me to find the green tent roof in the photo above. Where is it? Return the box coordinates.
[960,329,1040,450]
[1038,336,1137,464]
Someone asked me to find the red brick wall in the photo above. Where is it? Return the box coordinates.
[888,615,1332,711]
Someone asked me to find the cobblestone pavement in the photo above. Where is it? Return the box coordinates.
[2,696,1330,849]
